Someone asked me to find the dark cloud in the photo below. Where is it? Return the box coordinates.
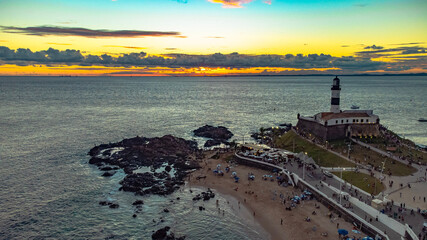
[104,45,146,50]
[390,42,426,46]
[341,45,349,47]
[401,49,426,54]
[0,46,422,73]
[364,45,384,50]
[206,36,224,39]
[356,46,427,58]
[0,26,183,38]
[165,48,178,50]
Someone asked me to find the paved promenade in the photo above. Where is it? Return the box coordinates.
[235,151,426,240]
[293,129,427,210]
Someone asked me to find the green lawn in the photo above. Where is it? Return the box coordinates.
[359,136,427,165]
[329,139,417,176]
[332,171,385,195]
[274,131,355,168]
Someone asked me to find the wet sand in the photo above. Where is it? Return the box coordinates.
[189,151,366,240]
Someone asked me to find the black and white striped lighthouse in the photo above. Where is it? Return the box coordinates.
[330,76,341,113]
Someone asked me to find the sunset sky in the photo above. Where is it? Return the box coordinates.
[0,0,426,76]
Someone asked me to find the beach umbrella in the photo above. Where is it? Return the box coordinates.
[362,237,373,240]
[338,229,349,236]
[232,171,237,176]
[352,230,361,234]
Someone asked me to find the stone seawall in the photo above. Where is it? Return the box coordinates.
[296,118,348,140]
[296,119,380,141]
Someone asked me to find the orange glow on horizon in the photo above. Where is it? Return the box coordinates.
[0,64,346,77]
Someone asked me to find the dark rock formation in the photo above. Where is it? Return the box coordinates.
[152,226,170,240]
[89,135,200,197]
[102,171,116,177]
[99,201,119,209]
[109,203,119,209]
[193,125,233,140]
[100,166,117,171]
[192,189,215,201]
[204,139,230,148]
[132,200,144,205]
[99,201,109,206]
[151,226,185,240]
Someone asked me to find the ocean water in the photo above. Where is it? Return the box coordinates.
[0,76,426,239]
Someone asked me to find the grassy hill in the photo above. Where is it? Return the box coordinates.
[274,131,355,168]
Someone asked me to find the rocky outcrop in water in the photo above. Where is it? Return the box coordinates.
[88,135,200,196]
[99,201,119,209]
[204,139,230,148]
[193,125,233,140]
[193,125,233,147]
[151,226,186,240]
[192,188,215,201]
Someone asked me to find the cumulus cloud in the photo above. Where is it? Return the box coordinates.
[208,0,255,8]
[0,46,391,73]
[364,45,384,50]
[0,26,183,38]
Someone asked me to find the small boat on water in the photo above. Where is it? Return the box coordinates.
[351,105,360,109]
[418,118,427,122]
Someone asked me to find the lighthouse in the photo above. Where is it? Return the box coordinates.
[330,76,341,113]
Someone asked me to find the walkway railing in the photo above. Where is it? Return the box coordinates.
[234,152,295,186]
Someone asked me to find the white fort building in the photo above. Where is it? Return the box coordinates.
[296,76,380,141]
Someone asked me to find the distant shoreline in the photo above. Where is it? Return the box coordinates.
[0,73,426,77]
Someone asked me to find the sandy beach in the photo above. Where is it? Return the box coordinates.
[189,151,366,240]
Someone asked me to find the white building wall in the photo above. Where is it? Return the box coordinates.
[327,116,378,126]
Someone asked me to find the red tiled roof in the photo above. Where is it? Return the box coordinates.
[320,112,370,120]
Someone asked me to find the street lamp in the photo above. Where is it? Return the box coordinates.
[339,168,346,205]
[303,152,308,180]
[347,142,351,159]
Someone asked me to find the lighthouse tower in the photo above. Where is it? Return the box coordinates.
[330,76,341,113]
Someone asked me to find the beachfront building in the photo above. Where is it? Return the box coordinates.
[296,76,380,141]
